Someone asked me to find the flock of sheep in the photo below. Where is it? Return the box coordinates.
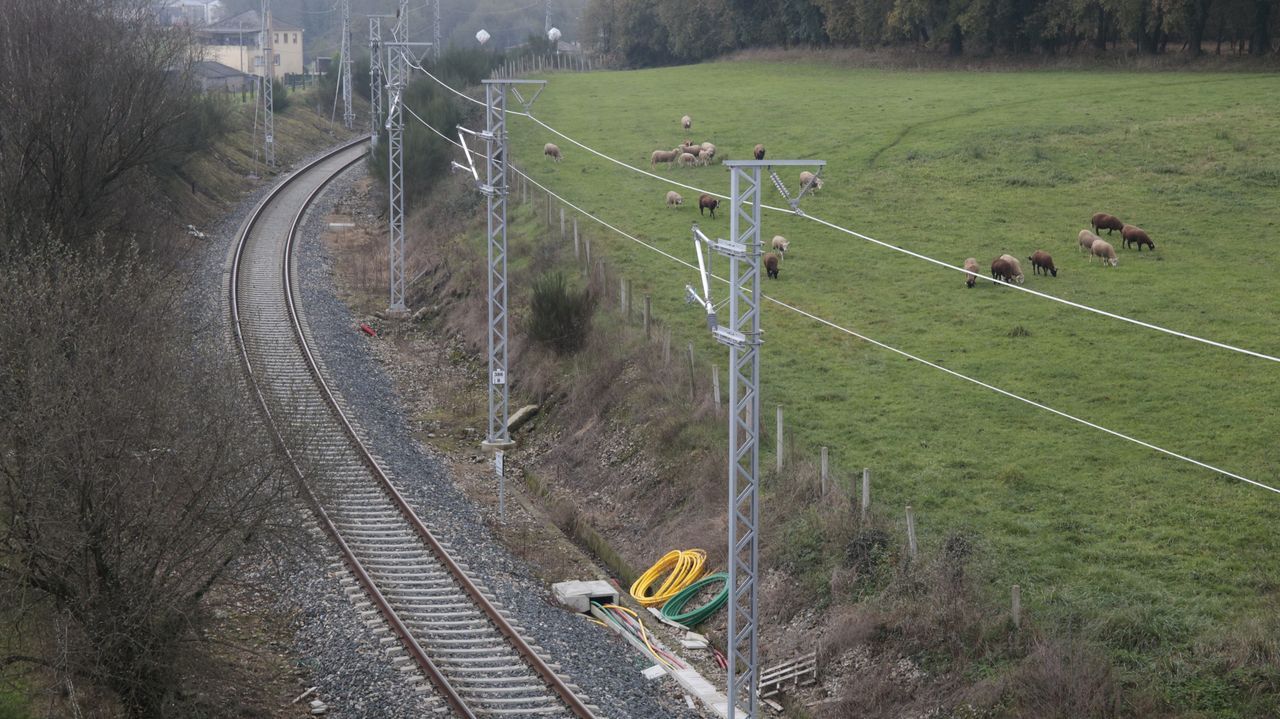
[967,212,1156,288]
[542,118,1157,288]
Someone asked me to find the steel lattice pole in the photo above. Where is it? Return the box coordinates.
[368,16,382,146]
[260,0,274,167]
[341,0,354,129]
[726,164,763,719]
[385,33,406,314]
[483,81,511,449]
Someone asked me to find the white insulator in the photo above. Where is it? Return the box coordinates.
[547,27,561,42]
[476,28,490,44]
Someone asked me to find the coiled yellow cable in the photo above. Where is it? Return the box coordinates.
[629,549,706,607]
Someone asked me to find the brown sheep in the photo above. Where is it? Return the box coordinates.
[650,148,682,167]
[999,254,1026,284]
[753,144,766,161]
[543,143,562,162]
[1029,250,1058,277]
[1121,224,1155,251]
[799,170,824,192]
[1090,239,1118,267]
[1078,229,1102,253]
[764,252,781,279]
[1091,212,1124,235]
[699,194,719,218]
[682,115,692,131]
[963,257,980,288]
[665,191,683,208]
[991,257,1017,284]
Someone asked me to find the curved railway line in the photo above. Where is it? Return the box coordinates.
[228,139,603,718]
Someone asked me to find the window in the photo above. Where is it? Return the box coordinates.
[253,56,263,67]
[274,53,281,65]
[293,33,298,44]
[273,33,279,44]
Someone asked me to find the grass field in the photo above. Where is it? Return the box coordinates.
[502,61,1280,694]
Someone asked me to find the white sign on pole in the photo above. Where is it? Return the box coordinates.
[491,368,505,385]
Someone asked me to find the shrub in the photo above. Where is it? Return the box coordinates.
[271,78,289,112]
[527,272,595,355]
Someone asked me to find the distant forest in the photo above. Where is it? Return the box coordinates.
[584,0,1278,66]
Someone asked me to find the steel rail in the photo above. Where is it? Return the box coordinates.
[230,139,599,718]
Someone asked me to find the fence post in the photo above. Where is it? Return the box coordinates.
[662,328,671,365]
[620,277,627,315]
[584,237,591,275]
[573,218,580,260]
[906,505,918,559]
[712,365,721,412]
[820,447,829,496]
[625,279,633,322]
[1012,585,1022,629]
[775,405,784,473]
[546,192,552,226]
[643,294,651,339]
[687,343,697,400]
[860,468,870,523]
[560,207,565,241]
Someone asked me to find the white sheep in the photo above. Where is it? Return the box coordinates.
[681,115,692,131]
[1090,239,1118,267]
[1078,229,1101,253]
[678,152,698,167]
[666,190,684,208]
[696,149,711,166]
[998,254,1026,284]
[650,148,681,167]
[700,142,716,158]
[963,257,980,287]
[771,235,790,255]
[543,143,562,162]
[799,170,824,192]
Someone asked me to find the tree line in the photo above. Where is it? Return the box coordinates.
[584,0,1278,66]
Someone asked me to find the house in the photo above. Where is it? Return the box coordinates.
[157,0,224,26]
[192,60,251,93]
[195,9,303,79]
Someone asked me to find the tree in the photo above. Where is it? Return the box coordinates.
[0,0,205,249]
[0,239,294,718]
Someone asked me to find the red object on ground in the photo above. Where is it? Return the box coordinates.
[360,323,376,337]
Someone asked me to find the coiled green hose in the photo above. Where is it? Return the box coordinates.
[660,572,728,626]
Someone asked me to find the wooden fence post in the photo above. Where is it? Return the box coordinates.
[573,218,580,260]
[560,207,565,241]
[1012,585,1022,629]
[906,505,918,559]
[712,365,721,413]
[820,447,829,496]
[775,405,784,473]
[687,343,697,400]
[643,294,651,339]
[860,468,870,523]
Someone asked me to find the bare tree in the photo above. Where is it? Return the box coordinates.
[0,0,206,248]
[0,239,295,718]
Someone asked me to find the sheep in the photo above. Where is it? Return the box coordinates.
[650,148,682,167]
[771,236,790,255]
[753,143,766,161]
[680,141,700,154]
[1078,229,1101,253]
[700,142,716,157]
[1028,250,1058,277]
[696,149,711,166]
[999,254,1026,284]
[1121,224,1155,251]
[698,194,719,218]
[666,191,684,208]
[764,252,781,279]
[682,115,692,131]
[678,152,698,167]
[991,257,1017,284]
[799,171,823,192]
[543,143,562,162]
[963,257,980,288]
[1090,238,1118,267]
[1091,212,1124,235]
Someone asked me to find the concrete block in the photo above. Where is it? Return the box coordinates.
[551,579,618,614]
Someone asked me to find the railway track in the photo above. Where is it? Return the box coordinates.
[229,140,602,718]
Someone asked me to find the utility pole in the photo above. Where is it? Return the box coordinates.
[260,0,274,167]
[452,81,546,455]
[368,15,383,146]
[382,0,431,316]
[340,0,354,130]
[686,159,824,719]
[434,0,442,60]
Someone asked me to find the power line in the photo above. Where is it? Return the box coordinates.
[397,99,1280,496]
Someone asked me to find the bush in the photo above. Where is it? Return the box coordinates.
[527,272,594,355]
[271,78,289,112]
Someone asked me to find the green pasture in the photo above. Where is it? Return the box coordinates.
[503,61,1280,690]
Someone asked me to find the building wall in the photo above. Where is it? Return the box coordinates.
[200,27,303,78]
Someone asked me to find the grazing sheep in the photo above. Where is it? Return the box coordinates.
[678,152,698,167]
[650,148,682,167]
[963,257,980,288]
[682,115,692,131]
[1091,212,1124,235]
[1121,224,1155,251]
[799,171,823,192]
[696,149,711,166]
[991,257,1017,284]
[999,254,1026,284]
[700,142,716,157]
[772,236,790,255]
[543,143,562,162]
[666,191,684,208]
[764,252,781,279]
[1078,229,1102,253]
[699,194,719,218]
[753,144,766,160]
[1029,250,1058,277]
[1090,239,1118,267]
